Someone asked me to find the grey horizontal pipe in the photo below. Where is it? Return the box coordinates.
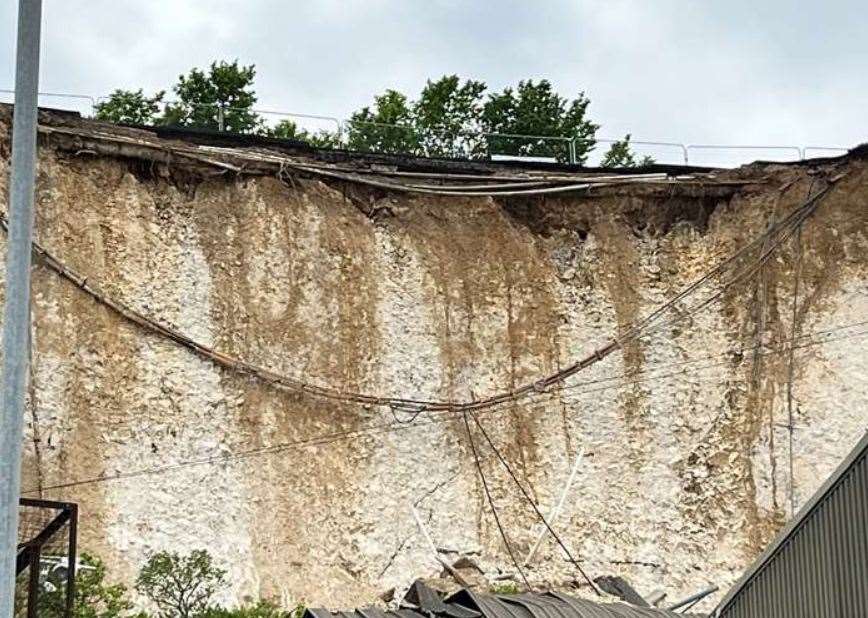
[668,585,719,612]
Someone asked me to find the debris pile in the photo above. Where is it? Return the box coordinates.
[316,579,706,618]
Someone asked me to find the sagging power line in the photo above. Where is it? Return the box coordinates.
[22,320,868,496]
[0,171,846,421]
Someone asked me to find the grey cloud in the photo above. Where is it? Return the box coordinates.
[1,0,866,164]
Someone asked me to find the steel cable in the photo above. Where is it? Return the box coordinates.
[0,175,843,419]
[22,322,868,495]
[468,411,601,595]
[462,410,532,591]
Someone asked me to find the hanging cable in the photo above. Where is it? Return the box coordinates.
[468,412,601,595]
[40,125,750,197]
[0,177,843,419]
[21,322,868,496]
[462,410,532,591]
[786,221,802,518]
[784,178,815,517]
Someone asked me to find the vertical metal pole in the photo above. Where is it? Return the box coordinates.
[0,2,43,616]
[26,547,40,618]
[65,504,77,618]
[216,104,225,132]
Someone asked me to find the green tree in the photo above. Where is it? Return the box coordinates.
[412,75,487,158]
[162,60,261,133]
[600,134,655,168]
[94,67,654,165]
[344,78,600,161]
[94,89,165,125]
[345,90,420,155]
[267,119,341,148]
[136,550,226,618]
[480,79,598,163]
[38,553,134,618]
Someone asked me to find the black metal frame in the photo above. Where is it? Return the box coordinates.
[16,498,78,618]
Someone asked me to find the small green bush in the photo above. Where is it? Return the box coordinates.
[490,582,520,595]
[34,549,301,618]
[38,553,134,618]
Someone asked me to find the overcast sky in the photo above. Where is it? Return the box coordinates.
[1,1,866,165]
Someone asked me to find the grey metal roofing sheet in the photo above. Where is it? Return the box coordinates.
[306,587,700,618]
[446,588,698,618]
[714,430,868,617]
[357,607,390,618]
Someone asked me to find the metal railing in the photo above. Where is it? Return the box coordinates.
[481,131,574,161]
[253,108,342,135]
[342,119,576,161]
[574,137,689,165]
[685,144,803,167]
[15,498,78,618]
[0,89,95,115]
[801,146,849,159]
[0,88,853,167]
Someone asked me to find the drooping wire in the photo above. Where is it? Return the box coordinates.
[468,412,601,595]
[555,319,868,399]
[0,174,844,417]
[462,410,532,591]
[784,178,816,517]
[22,321,868,495]
[389,403,426,424]
[613,180,830,346]
[614,180,833,353]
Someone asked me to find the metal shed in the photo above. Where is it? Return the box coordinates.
[714,430,868,617]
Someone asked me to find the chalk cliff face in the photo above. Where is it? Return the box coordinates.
[1,112,867,612]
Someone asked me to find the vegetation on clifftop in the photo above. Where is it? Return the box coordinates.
[93,60,653,166]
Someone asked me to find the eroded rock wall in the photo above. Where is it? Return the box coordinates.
[1,121,867,612]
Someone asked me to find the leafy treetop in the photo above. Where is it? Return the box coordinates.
[266,119,341,148]
[163,60,260,133]
[94,89,164,126]
[412,75,487,158]
[92,62,652,164]
[135,549,227,618]
[480,79,598,162]
[36,553,134,618]
[599,134,655,168]
[346,89,419,155]
[24,549,301,618]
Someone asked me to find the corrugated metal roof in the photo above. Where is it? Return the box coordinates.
[714,430,868,617]
[305,582,702,618]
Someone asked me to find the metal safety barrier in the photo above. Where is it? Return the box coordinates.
[0,89,95,115]
[0,87,854,167]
